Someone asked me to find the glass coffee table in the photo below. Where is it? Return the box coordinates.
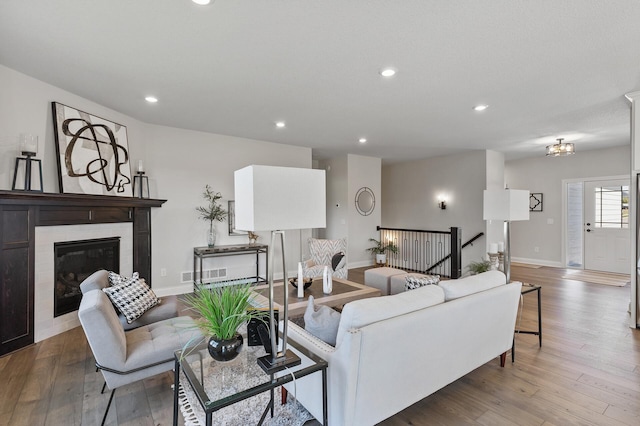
[173,333,328,426]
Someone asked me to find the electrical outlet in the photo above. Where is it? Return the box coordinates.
[160,268,167,277]
[534,247,540,253]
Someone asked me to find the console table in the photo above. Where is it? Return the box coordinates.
[193,243,268,290]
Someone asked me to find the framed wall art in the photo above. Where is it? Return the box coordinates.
[530,192,543,212]
[228,200,247,236]
[52,102,133,196]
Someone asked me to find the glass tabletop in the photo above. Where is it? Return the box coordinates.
[175,332,327,414]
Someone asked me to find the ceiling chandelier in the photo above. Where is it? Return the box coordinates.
[546,138,575,157]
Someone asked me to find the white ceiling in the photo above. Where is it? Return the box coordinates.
[1,0,640,163]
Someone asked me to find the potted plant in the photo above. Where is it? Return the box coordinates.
[183,283,264,361]
[367,238,399,265]
[197,185,227,247]
[467,259,492,275]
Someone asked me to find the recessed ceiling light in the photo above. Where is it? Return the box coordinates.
[379,68,397,77]
[275,121,286,128]
[359,138,367,143]
[192,0,211,5]
[473,104,489,111]
[145,96,158,103]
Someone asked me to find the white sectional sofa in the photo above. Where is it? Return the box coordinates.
[284,271,522,425]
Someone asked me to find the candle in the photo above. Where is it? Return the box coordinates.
[489,243,498,253]
[138,160,144,172]
[498,242,504,252]
[297,262,304,298]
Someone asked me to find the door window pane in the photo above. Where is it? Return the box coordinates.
[594,185,629,229]
[566,181,583,267]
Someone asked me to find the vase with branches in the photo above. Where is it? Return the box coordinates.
[197,185,228,247]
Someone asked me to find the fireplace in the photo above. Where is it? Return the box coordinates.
[54,237,120,317]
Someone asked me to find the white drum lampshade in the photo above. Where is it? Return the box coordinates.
[234,165,326,231]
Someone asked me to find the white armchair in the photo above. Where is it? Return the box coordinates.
[303,238,347,279]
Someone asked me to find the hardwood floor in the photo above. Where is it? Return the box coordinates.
[1,265,638,425]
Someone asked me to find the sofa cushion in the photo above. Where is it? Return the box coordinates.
[304,296,341,346]
[103,275,161,324]
[335,284,445,345]
[438,270,506,301]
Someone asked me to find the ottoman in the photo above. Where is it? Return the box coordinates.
[364,267,406,295]
[391,273,440,294]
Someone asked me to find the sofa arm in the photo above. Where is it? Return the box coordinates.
[281,321,336,359]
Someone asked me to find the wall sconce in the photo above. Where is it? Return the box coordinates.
[437,195,447,210]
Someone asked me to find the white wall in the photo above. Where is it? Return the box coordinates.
[485,150,506,254]
[505,145,630,265]
[347,154,382,267]
[145,124,311,294]
[0,65,312,296]
[0,65,148,192]
[382,150,488,271]
[319,157,348,241]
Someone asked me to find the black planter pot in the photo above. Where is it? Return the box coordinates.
[207,334,243,362]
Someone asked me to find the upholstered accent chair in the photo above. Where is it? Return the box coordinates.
[80,269,179,330]
[303,238,348,279]
[78,289,203,426]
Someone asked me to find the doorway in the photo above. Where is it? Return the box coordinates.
[565,177,630,273]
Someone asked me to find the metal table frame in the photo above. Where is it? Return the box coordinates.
[193,243,268,290]
[512,283,542,362]
[173,335,328,426]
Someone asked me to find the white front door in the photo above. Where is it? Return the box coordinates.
[583,179,630,273]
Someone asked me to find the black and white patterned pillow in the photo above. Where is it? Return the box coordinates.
[103,274,160,323]
[108,271,138,287]
[405,275,440,291]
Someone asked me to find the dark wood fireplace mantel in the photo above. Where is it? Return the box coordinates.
[0,191,166,356]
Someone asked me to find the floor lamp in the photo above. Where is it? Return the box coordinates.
[234,165,326,373]
[483,189,530,283]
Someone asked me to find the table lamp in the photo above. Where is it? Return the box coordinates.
[234,165,326,373]
[483,189,530,283]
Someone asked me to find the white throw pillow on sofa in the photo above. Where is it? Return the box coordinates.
[304,296,341,346]
[438,270,506,301]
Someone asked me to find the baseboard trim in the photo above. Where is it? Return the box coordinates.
[511,257,563,268]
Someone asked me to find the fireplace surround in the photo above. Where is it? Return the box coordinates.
[0,191,165,356]
[54,237,120,318]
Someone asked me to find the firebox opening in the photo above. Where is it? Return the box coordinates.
[54,237,120,317]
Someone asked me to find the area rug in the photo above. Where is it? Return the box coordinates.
[177,370,314,426]
[561,270,630,287]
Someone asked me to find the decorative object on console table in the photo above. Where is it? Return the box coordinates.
[367,237,399,266]
[483,189,530,283]
[51,102,133,196]
[234,165,326,374]
[12,134,43,192]
[196,185,227,247]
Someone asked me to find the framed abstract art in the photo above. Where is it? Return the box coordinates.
[529,192,543,212]
[52,102,133,196]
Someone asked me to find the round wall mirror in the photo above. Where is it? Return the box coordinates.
[355,187,375,216]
